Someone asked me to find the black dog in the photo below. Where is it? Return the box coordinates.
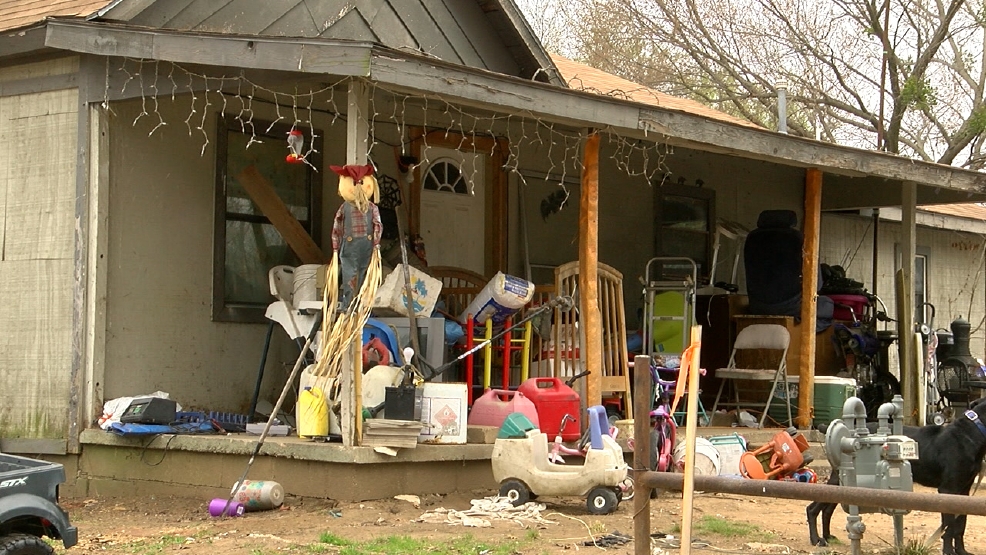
[807,397,986,555]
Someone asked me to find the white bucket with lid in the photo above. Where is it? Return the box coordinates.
[293,264,322,304]
[672,437,722,476]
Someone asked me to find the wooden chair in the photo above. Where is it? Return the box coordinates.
[427,266,487,320]
[548,261,633,420]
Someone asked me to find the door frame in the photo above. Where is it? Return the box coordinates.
[408,127,508,275]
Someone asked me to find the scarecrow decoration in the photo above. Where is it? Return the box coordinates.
[309,164,384,400]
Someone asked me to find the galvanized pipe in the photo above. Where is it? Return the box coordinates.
[638,471,986,516]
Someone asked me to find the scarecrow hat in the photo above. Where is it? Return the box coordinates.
[330,164,375,182]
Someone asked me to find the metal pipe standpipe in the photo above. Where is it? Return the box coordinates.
[637,471,986,517]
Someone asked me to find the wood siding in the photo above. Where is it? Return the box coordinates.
[0,71,77,439]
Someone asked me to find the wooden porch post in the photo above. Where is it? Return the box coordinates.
[580,131,602,408]
[797,168,822,429]
[340,80,370,447]
[900,181,918,424]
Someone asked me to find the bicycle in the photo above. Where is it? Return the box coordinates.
[648,365,678,472]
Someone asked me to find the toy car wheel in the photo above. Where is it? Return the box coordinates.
[0,534,55,555]
[586,487,619,515]
[499,480,531,506]
[618,477,634,501]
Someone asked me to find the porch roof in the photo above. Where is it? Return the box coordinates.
[28,18,986,208]
[0,0,108,32]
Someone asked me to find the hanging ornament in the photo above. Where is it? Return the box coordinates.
[286,129,305,163]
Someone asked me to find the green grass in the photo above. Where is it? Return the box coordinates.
[312,533,526,555]
[671,516,772,540]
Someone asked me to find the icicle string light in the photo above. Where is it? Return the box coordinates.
[106,57,671,194]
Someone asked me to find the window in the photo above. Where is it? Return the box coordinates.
[653,183,716,282]
[423,158,470,194]
[213,116,322,322]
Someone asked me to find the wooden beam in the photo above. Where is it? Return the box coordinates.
[797,168,822,429]
[491,137,509,272]
[347,80,369,165]
[633,354,652,555]
[899,181,918,424]
[370,50,986,196]
[0,26,49,61]
[580,131,601,409]
[235,165,326,264]
[0,73,77,97]
[44,20,374,76]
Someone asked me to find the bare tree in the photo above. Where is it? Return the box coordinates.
[522,0,986,169]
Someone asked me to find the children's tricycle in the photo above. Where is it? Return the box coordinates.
[491,405,628,514]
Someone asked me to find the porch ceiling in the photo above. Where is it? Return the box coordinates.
[35,18,986,207]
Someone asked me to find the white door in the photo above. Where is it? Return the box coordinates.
[419,147,486,275]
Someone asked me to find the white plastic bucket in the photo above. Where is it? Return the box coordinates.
[293,264,322,303]
[418,382,467,444]
[673,437,722,476]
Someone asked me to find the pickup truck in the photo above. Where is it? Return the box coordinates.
[0,453,77,554]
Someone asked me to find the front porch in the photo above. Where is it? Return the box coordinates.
[66,427,822,501]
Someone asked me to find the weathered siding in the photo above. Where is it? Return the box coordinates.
[820,212,986,368]
[0,62,78,439]
[101,96,348,411]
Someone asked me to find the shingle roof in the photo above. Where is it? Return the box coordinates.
[0,0,109,32]
[922,203,986,220]
[550,53,761,129]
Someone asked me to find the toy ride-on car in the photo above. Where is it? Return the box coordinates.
[0,452,77,555]
[491,405,628,515]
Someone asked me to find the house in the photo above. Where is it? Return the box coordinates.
[2,0,986,501]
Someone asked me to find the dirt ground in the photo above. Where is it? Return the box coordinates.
[53,476,986,555]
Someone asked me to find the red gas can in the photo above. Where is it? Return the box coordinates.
[518,377,581,441]
[468,389,540,430]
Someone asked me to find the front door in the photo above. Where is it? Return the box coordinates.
[419,147,486,275]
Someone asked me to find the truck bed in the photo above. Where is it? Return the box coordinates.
[0,453,66,502]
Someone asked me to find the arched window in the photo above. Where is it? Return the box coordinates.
[423,158,469,194]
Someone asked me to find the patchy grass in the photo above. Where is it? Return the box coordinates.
[125,534,191,554]
[313,533,527,555]
[671,516,772,540]
[888,537,935,555]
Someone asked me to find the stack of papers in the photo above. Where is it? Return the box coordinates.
[362,419,423,449]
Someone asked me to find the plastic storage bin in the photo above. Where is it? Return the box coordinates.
[708,433,748,476]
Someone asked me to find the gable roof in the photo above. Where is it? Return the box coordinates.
[1,0,560,84]
[550,54,761,129]
[108,0,560,84]
[0,0,109,32]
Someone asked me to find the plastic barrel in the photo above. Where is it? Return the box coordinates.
[231,480,284,511]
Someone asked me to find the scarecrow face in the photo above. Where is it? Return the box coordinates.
[337,174,378,203]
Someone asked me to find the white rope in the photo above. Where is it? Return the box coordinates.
[416,496,557,528]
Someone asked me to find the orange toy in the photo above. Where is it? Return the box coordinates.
[739,428,810,480]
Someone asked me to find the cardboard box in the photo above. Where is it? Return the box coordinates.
[372,264,442,317]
